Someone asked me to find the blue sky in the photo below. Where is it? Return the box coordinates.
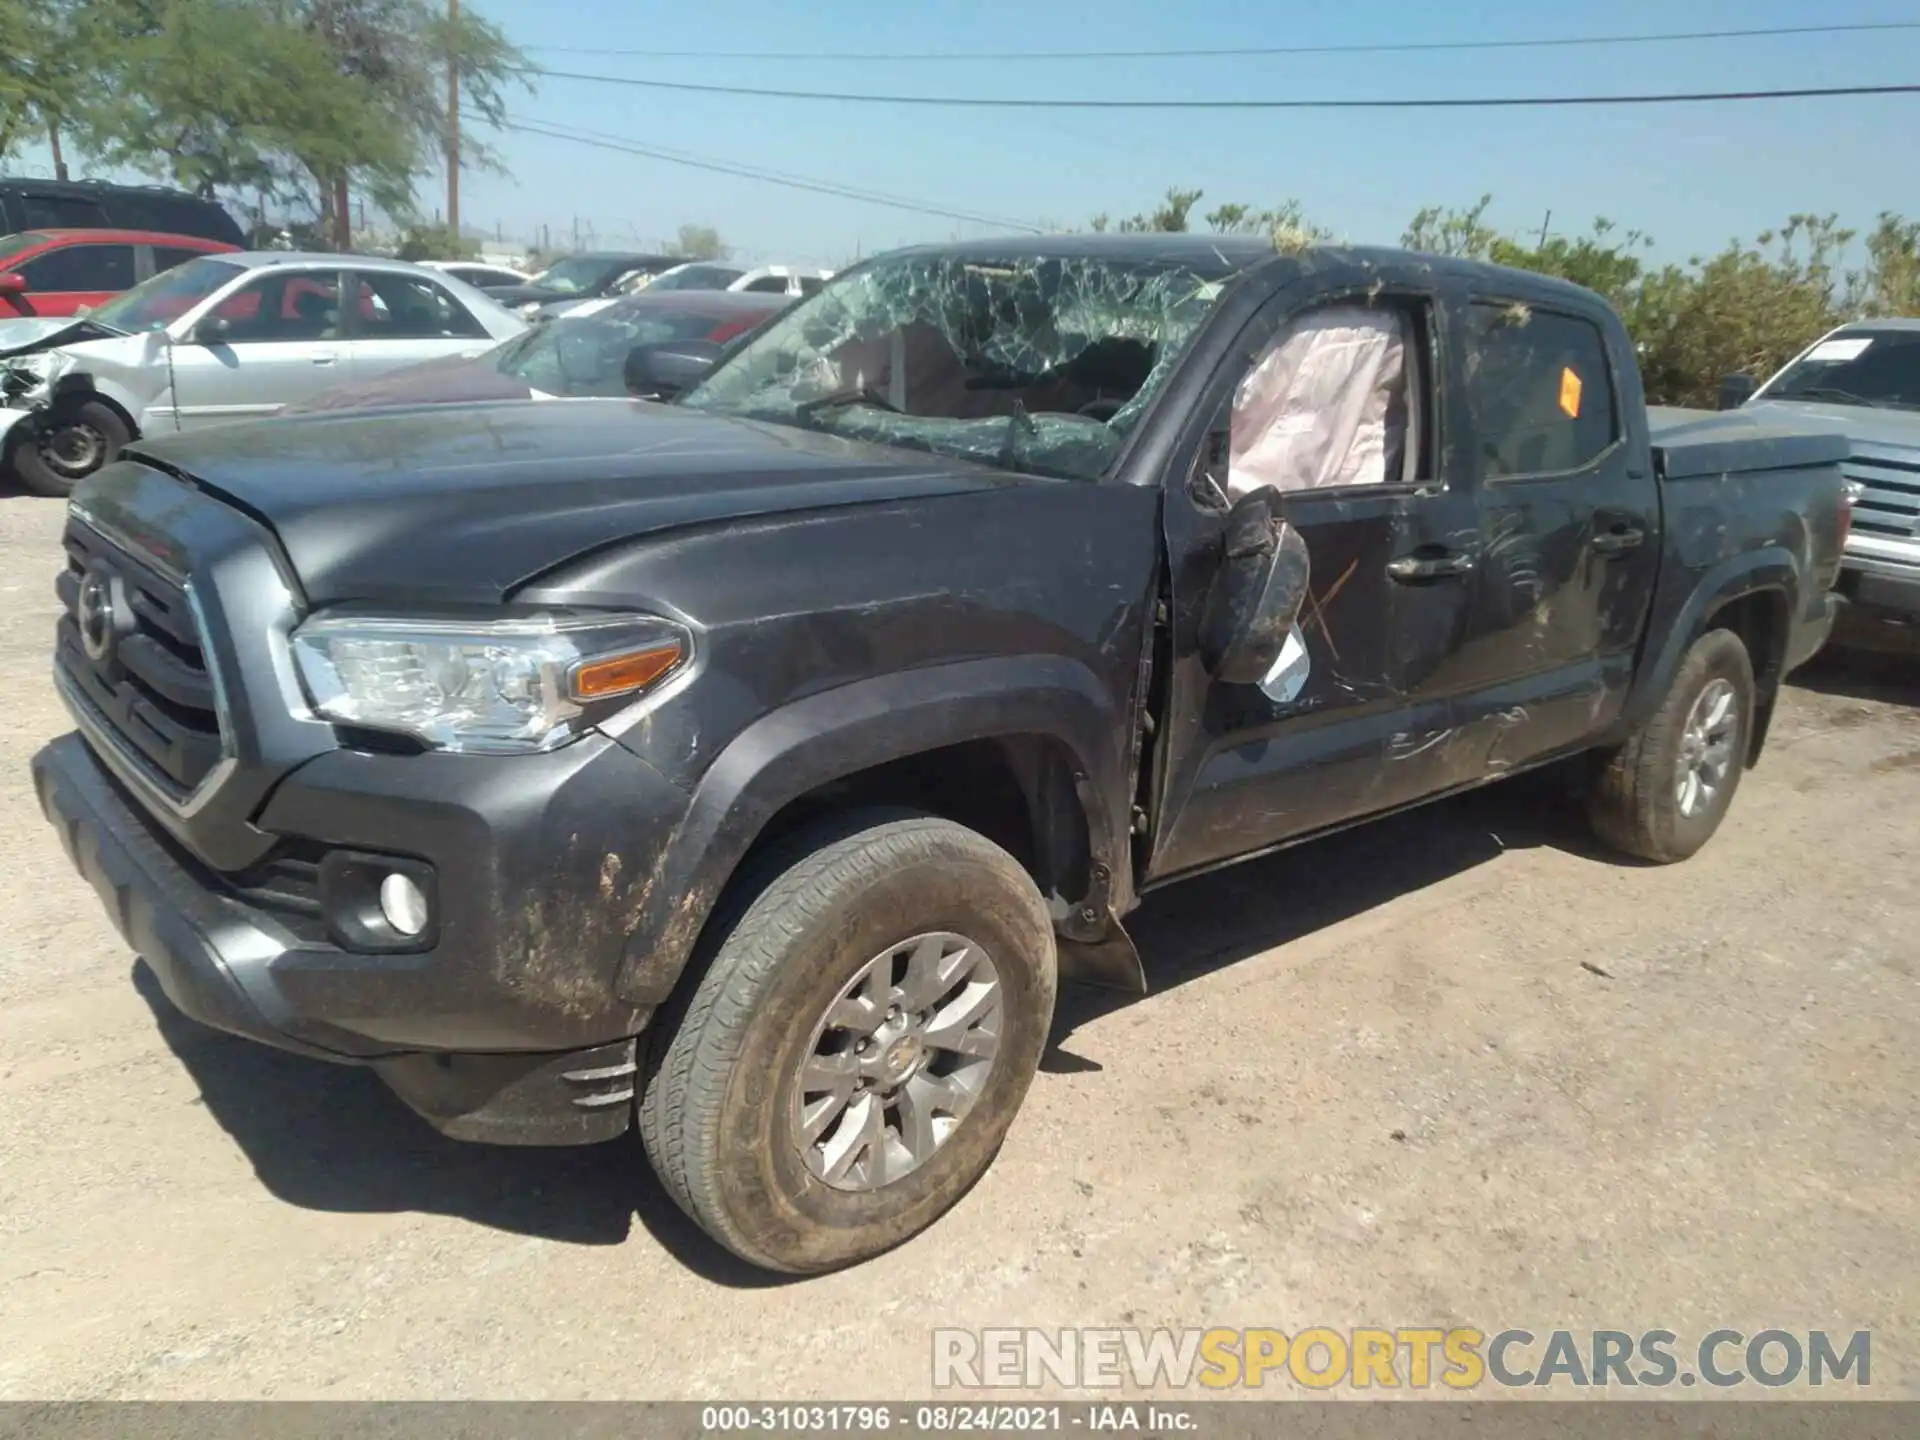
[19,1,1920,267]
[459,0,1918,265]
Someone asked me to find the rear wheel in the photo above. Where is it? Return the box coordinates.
[638,811,1057,1273]
[1589,627,1755,863]
[14,398,130,498]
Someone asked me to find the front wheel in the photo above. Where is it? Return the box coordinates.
[638,811,1057,1273]
[13,398,131,497]
[1589,627,1756,863]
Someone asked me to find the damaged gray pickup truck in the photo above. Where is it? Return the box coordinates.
[33,236,1850,1274]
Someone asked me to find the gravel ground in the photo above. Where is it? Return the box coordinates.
[0,488,1915,1401]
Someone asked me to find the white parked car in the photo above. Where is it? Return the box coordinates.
[0,252,527,495]
[421,259,534,290]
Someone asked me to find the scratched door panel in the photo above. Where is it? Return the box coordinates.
[1438,299,1650,765]
[1149,491,1405,877]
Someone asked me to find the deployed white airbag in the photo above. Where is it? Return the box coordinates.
[1228,307,1409,497]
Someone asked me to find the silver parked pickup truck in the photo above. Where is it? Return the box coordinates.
[1725,319,1920,651]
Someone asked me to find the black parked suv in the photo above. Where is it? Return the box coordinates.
[0,178,245,248]
[33,237,1848,1274]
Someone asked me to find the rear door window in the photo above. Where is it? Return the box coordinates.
[346,271,490,340]
[1462,303,1619,480]
[19,243,138,293]
[153,246,213,275]
[15,192,110,229]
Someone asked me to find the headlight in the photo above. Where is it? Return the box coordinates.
[290,612,688,753]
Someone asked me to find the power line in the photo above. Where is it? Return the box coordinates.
[515,69,1920,110]
[521,19,1920,62]
[502,118,1045,232]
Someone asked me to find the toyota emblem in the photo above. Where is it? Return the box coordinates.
[76,566,121,666]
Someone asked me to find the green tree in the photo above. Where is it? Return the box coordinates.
[674,223,729,260]
[0,0,83,165]
[63,0,524,245]
[1116,186,1204,233]
[1487,220,1652,313]
[1629,218,1853,408]
[1402,194,1499,258]
[70,0,394,203]
[396,221,474,261]
[1859,211,1920,317]
[296,0,528,245]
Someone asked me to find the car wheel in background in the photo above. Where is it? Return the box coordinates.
[14,398,131,498]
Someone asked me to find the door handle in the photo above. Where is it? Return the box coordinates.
[1387,551,1476,581]
[308,352,337,365]
[1591,524,1645,554]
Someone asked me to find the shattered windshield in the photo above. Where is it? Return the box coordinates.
[679,251,1233,480]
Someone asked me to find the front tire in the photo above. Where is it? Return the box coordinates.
[638,811,1057,1274]
[1589,627,1756,863]
[14,397,131,498]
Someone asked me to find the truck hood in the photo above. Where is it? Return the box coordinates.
[124,398,1038,606]
[1745,398,1920,452]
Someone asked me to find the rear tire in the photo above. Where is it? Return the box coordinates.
[638,811,1057,1274]
[14,397,131,498]
[1589,628,1755,863]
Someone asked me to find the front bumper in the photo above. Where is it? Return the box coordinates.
[1834,551,1920,650]
[33,727,690,1144]
[0,405,29,452]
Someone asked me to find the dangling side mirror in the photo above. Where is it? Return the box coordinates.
[1198,484,1311,689]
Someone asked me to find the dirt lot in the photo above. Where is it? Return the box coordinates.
[1,488,1916,1401]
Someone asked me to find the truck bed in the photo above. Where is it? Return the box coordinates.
[1647,405,1850,479]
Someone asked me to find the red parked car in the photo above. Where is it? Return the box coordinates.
[0,229,240,318]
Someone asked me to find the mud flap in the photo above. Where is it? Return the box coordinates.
[1056,924,1148,995]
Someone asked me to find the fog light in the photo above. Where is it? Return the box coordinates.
[379,873,430,936]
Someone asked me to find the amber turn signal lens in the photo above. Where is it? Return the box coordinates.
[568,642,684,701]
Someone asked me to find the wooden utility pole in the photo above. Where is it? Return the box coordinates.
[46,118,69,181]
[447,0,462,242]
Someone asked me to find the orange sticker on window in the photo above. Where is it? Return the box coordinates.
[1559,367,1583,418]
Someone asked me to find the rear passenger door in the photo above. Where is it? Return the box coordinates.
[1412,295,1661,766]
[17,242,138,316]
[342,269,495,379]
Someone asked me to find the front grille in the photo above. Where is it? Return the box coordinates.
[56,519,225,799]
[1847,453,1920,539]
